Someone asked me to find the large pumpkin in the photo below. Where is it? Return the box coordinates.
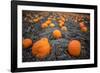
[68,40,81,57]
[22,38,32,49]
[32,38,51,59]
[53,29,62,39]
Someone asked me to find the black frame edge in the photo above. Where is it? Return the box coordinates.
[94,6,98,67]
[11,1,17,72]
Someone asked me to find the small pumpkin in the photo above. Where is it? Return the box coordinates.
[53,29,62,39]
[79,22,85,28]
[32,38,51,59]
[33,18,39,23]
[68,40,81,57]
[22,38,32,49]
[81,26,88,32]
[41,23,48,28]
[61,26,67,31]
[45,20,51,25]
[59,23,64,28]
[60,21,65,25]
[49,23,55,28]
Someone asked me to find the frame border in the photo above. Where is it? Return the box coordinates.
[11,1,97,72]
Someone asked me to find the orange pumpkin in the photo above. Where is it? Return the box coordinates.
[60,21,65,25]
[81,26,88,32]
[79,22,85,28]
[45,20,51,25]
[33,18,39,23]
[41,23,48,28]
[53,29,62,39]
[22,38,32,49]
[59,22,65,28]
[68,40,81,57]
[32,38,51,59]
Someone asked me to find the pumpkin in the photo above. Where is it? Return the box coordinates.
[32,38,51,59]
[61,26,67,31]
[33,18,39,23]
[79,22,85,28]
[53,29,62,39]
[22,38,32,49]
[68,40,81,57]
[41,23,48,28]
[60,21,65,25]
[81,26,88,32]
[49,23,55,28]
[45,20,51,25]
[59,23,64,28]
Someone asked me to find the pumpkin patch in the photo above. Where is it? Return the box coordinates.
[22,11,90,62]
